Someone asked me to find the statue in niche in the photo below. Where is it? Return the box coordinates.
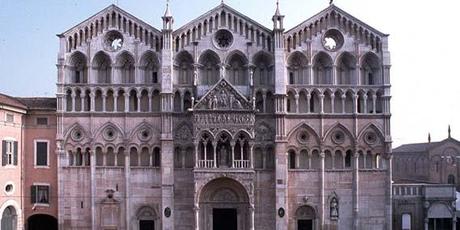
[219,145,229,168]
[211,95,218,110]
[193,69,198,86]
[330,197,339,219]
[249,69,254,87]
[220,65,226,79]
[218,90,228,108]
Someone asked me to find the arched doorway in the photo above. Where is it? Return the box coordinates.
[136,206,159,230]
[199,178,251,230]
[27,214,57,230]
[295,205,316,230]
[1,206,17,230]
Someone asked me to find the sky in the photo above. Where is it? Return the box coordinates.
[0,0,459,147]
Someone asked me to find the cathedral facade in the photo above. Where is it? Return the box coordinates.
[55,2,392,230]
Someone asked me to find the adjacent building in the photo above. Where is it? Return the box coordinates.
[392,130,460,230]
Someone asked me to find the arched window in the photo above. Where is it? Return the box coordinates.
[152,147,161,167]
[129,90,138,112]
[140,52,159,84]
[68,52,87,83]
[199,51,220,85]
[337,52,356,85]
[254,147,263,169]
[1,206,17,230]
[448,174,455,184]
[287,52,308,85]
[253,52,273,86]
[313,52,333,85]
[117,148,125,167]
[299,150,309,169]
[140,147,150,167]
[130,147,138,166]
[106,147,115,166]
[287,91,296,113]
[93,52,112,84]
[96,147,103,166]
[117,52,135,84]
[402,213,411,230]
[227,53,248,86]
[174,51,194,85]
[173,91,182,112]
[140,90,149,112]
[151,90,161,112]
[345,150,353,168]
[361,53,381,85]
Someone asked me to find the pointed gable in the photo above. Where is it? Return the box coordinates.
[172,3,273,50]
[194,78,253,111]
[285,4,388,53]
[60,4,161,52]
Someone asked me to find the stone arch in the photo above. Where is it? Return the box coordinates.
[252,50,274,86]
[128,122,159,143]
[335,51,357,85]
[134,206,160,230]
[63,123,89,143]
[174,50,194,85]
[225,50,248,86]
[67,51,88,84]
[294,205,317,230]
[93,121,125,141]
[312,51,333,84]
[357,123,385,145]
[287,123,321,146]
[198,50,221,85]
[287,51,309,84]
[0,200,21,230]
[360,52,381,85]
[92,51,112,84]
[139,51,160,84]
[323,123,355,145]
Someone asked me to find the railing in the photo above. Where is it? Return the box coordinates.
[393,184,456,200]
[198,160,214,168]
[393,184,423,197]
[197,160,251,169]
[234,160,250,168]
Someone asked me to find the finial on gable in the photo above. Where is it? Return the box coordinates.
[274,0,281,16]
[448,125,452,138]
[428,133,431,143]
[329,0,334,5]
[164,0,172,18]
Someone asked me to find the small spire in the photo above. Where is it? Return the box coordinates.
[428,133,431,143]
[274,0,281,16]
[164,0,172,17]
[221,0,224,4]
[329,0,334,5]
[448,125,452,138]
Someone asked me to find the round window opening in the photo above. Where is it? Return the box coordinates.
[104,31,124,52]
[364,132,377,145]
[5,184,13,194]
[104,127,117,141]
[138,129,152,141]
[214,29,234,49]
[332,130,345,144]
[322,29,344,52]
[297,131,310,144]
[72,129,83,141]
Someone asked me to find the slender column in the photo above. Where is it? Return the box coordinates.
[80,93,85,112]
[363,94,368,114]
[341,95,346,114]
[319,151,325,229]
[213,142,217,168]
[90,150,96,230]
[180,93,184,112]
[90,92,95,112]
[204,141,208,164]
[148,92,152,112]
[103,152,106,166]
[353,152,360,229]
[372,94,377,114]
[424,218,428,230]
[294,94,299,113]
[262,93,267,113]
[102,92,107,112]
[124,93,129,112]
[332,65,338,85]
[320,93,325,114]
[193,205,200,230]
[113,94,118,112]
[137,94,141,112]
[353,94,358,114]
[71,92,76,112]
[330,94,335,114]
[249,205,255,230]
[250,142,254,168]
[195,142,199,168]
[306,94,311,113]
[124,151,131,229]
[231,142,235,168]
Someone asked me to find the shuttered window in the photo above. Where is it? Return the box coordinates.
[2,140,17,166]
[35,141,48,166]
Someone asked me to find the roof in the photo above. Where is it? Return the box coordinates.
[393,142,439,153]
[0,93,27,110]
[17,97,57,110]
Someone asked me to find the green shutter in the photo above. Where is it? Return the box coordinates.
[13,141,18,165]
[31,186,37,204]
[1,140,6,166]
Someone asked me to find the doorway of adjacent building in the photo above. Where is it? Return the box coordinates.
[139,220,155,230]
[428,218,452,230]
[213,208,237,230]
[27,214,58,230]
[298,219,314,230]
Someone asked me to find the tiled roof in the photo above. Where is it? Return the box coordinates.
[17,97,56,110]
[0,93,27,110]
[393,142,438,153]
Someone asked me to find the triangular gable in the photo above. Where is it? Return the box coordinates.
[194,78,252,111]
[60,4,160,36]
[285,4,387,46]
[173,3,272,36]
[427,138,460,152]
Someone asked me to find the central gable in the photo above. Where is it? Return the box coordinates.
[194,78,253,111]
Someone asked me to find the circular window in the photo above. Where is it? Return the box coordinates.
[138,128,152,141]
[297,131,310,144]
[4,183,14,195]
[104,31,124,52]
[332,130,345,144]
[364,131,377,145]
[214,29,234,49]
[71,129,83,141]
[103,127,117,141]
[322,29,344,52]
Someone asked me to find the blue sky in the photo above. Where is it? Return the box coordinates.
[0,0,459,147]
